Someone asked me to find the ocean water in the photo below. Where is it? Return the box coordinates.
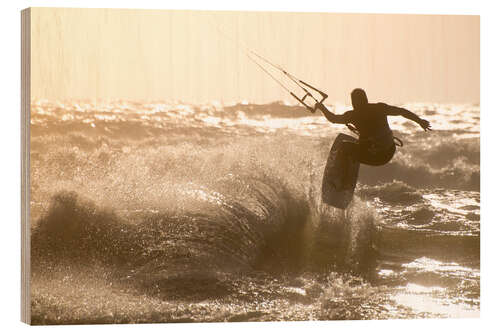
[29,100,480,324]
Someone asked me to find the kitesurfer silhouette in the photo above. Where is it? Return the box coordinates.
[316,88,431,189]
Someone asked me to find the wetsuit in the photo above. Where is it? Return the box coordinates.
[340,103,397,166]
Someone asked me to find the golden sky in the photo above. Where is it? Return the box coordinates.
[30,8,479,104]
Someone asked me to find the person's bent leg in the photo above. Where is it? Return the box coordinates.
[358,144,396,166]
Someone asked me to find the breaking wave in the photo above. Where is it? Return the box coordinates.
[31,135,379,299]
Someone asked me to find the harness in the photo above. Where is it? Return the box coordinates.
[346,123,404,148]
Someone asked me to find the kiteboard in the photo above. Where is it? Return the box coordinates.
[321,133,360,209]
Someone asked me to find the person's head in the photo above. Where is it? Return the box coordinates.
[351,88,368,110]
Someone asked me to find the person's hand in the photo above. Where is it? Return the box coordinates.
[418,118,432,131]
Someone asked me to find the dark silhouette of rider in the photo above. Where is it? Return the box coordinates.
[316,88,431,188]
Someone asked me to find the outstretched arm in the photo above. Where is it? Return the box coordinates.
[385,104,432,131]
[315,103,352,124]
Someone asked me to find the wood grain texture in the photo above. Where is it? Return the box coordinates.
[29,8,479,104]
[21,7,31,325]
